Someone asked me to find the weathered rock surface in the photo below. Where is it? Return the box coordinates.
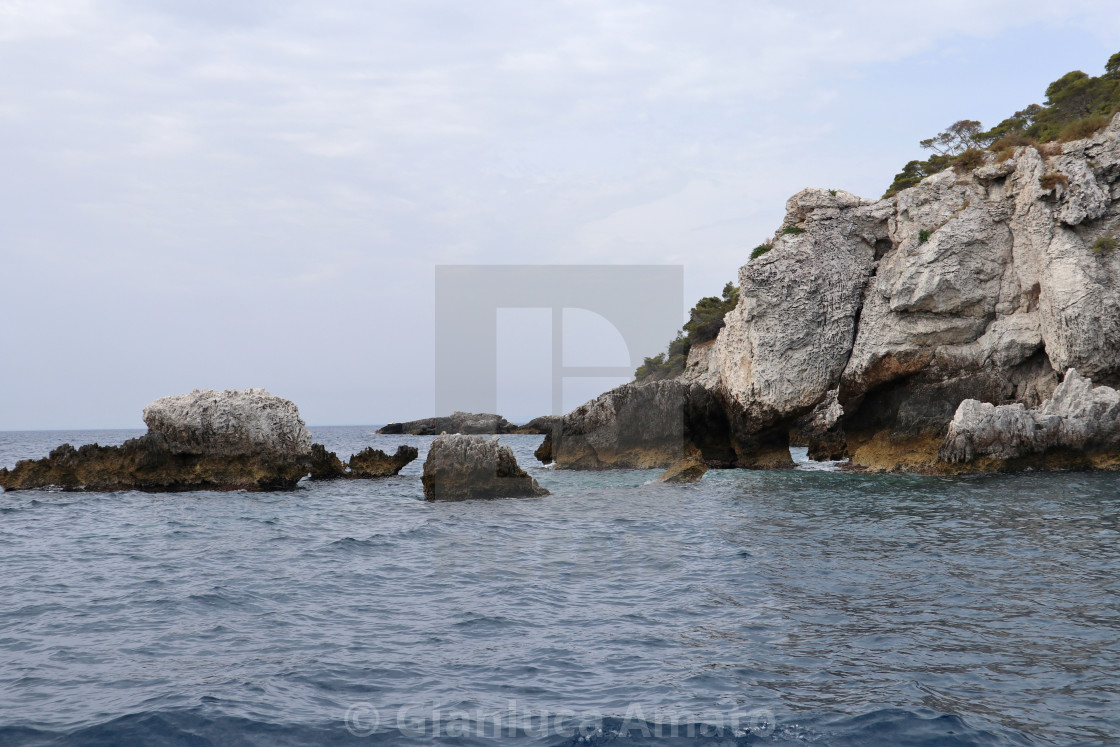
[421,434,549,501]
[685,115,1120,472]
[538,379,790,470]
[377,412,515,435]
[939,369,1120,471]
[309,443,348,479]
[144,388,312,456]
[309,444,419,479]
[713,189,887,432]
[0,389,313,491]
[349,445,419,478]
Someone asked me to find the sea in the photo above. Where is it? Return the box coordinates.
[0,427,1118,746]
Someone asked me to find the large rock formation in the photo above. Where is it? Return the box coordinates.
[536,379,788,470]
[0,389,314,491]
[552,114,1120,474]
[422,434,549,500]
[939,369,1120,471]
[377,412,515,435]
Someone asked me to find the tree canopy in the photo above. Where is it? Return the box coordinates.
[634,282,739,382]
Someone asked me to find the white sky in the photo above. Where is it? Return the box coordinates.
[2,0,1119,428]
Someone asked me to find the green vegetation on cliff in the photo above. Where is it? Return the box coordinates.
[884,51,1120,197]
[634,282,739,381]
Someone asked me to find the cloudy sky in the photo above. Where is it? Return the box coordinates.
[2,0,1118,428]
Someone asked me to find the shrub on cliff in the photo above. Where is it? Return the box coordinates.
[952,148,986,174]
[1093,236,1118,254]
[635,282,739,382]
[750,240,773,260]
[1040,171,1069,191]
[884,155,953,197]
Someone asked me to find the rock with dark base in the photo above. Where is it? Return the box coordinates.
[309,443,348,480]
[938,369,1120,472]
[422,434,549,501]
[310,444,419,480]
[0,389,313,492]
[538,379,790,470]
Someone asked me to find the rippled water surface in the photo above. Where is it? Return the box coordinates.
[1,428,1118,745]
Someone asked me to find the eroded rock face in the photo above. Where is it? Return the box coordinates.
[939,369,1120,471]
[0,389,313,492]
[693,115,1120,472]
[539,379,790,470]
[309,443,348,479]
[421,434,549,501]
[349,445,418,478]
[377,412,515,435]
[712,189,886,435]
[144,388,312,456]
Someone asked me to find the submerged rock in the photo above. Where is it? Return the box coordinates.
[655,448,708,483]
[422,434,549,501]
[377,412,515,435]
[0,389,313,492]
[939,369,1120,471]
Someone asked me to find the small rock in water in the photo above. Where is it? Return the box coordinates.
[422,434,549,501]
[348,445,419,478]
[655,449,708,483]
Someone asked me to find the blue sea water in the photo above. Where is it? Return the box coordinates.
[1,427,1118,746]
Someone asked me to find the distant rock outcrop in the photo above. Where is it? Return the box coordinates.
[939,369,1120,471]
[0,389,313,491]
[512,415,560,435]
[421,434,549,500]
[377,412,515,435]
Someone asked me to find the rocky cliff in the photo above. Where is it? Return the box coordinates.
[549,114,1120,474]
